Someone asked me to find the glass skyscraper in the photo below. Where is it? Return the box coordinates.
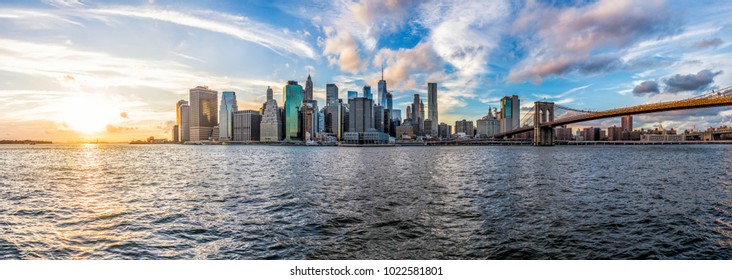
[348,90,358,101]
[219,91,237,141]
[363,85,372,100]
[283,81,303,140]
[326,83,338,107]
[378,71,387,106]
[428,83,438,136]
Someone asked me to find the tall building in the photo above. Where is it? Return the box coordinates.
[219,91,237,141]
[419,99,425,135]
[621,115,633,132]
[391,109,401,122]
[455,120,475,137]
[326,83,338,107]
[189,86,218,141]
[324,102,341,139]
[423,119,433,136]
[411,94,423,135]
[304,73,313,101]
[405,106,411,122]
[378,68,387,106]
[301,100,318,141]
[428,82,438,136]
[582,127,601,141]
[438,122,451,139]
[233,110,261,141]
[266,86,273,101]
[172,125,179,143]
[607,125,623,141]
[348,97,374,133]
[283,81,303,140]
[500,95,520,133]
[260,92,282,142]
[363,85,372,100]
[176,100,190,143]
[386,92,393,112]
[555,126,573,140]
[476,107,500,138]
[374,105,384,132]
[348,90,358,101]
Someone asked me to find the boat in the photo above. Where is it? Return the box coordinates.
[305,140,320,146]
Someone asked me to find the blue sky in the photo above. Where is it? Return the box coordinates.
[1,0,732,141]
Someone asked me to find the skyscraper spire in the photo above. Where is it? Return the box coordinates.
[381,65,384,80]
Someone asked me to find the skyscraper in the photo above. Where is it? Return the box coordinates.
[348,97,374,133]
[301,100,318,141]
[260,95,282,142]
[378,68,387,106]
[219,91,237,141]
[348,90,358,101]
[233,110,261,141]
[500,95,520,132]
[172,125,179,143]
[283,81,303,140]
[326,83,338,107]
[266,86,273,101]
[428,82,438,136]
[386,92,393,112]
[455,120,475,137]
[179,102,190,142]
[406,106,411,122]
[189,86,218,141]
[621,115,633,132]
[304,73,313,101]
[391,109,401,122]
[176,100,189,143]
[363,85,372,100]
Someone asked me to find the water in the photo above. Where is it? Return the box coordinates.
[1,144,731,259]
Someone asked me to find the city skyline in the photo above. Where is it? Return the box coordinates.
[1,0,732,142]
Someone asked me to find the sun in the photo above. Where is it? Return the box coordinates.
[56,94,121,135]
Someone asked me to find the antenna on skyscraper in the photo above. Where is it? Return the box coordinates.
[381,65,384,80]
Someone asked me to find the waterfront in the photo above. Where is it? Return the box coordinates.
[1,144,731,259]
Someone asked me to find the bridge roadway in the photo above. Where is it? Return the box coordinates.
[493,86,732,139]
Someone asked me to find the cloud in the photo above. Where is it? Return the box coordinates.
[373,42,441,90]
[350,0,418,51]
[663,69,722,93]
[322,27,361,73]
[508,0,678,83]
[633,80,660,95]
[42,0,85,8]
[692,38,723,49]
[92,7,316,58]
[418,0,510,76]
[120,112,128,118]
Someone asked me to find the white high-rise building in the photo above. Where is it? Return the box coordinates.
[218,91,238,141]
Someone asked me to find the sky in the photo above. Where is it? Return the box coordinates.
[1,0,732,142]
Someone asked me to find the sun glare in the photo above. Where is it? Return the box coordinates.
[57,95,121,135]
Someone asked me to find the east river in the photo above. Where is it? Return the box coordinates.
[1,144,731,259]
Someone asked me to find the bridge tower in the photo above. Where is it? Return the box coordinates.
[533,102,554,146]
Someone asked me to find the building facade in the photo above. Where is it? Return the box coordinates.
[177,101,190,143]
[621,115,633,132]
[233,110,261,141]
[455,120,475,137]
[219,91,238,141]
[500,95,520,133]
[326,83,338,107]
[348,97,374,133]
[189,86,218,141]
[283,81,303,140]
[363,85,372,100]
[428,82,438,136]
[260,97,282,142]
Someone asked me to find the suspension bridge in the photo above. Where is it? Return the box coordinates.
[491,86,732,145]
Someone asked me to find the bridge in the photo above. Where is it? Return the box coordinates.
[491,86,732,146]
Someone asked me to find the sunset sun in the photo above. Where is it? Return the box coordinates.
[57,95,121,135]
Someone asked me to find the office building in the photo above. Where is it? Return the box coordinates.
[233,110,261,141]
[260,96,281,142]
[175,100,188,143]
[391,109,401,122]
[428,82,438,135]
[386,92,393,112]
[555,126,573,140]
[176,100,190,143]
[189,86,218,141]
[363,85,372,100]
[607,125,623,141]
[438,122,451,139]
[500,95,520,133]
[582,127,601,141]
[326,83,338,107]
[301,100,318,141]
[219,91,238,141]
[396,125,414,139]
[455,120,475,137]
[348,97,374,133]
[348,90,358,101]
[283,81,303,140]
[374,105,384,132]
[423,119,433,136]
[621,115,633,132]
[304,73,313,101]
[378,68,387,106]
[266,86,273,101]
[411,94,423,135]
[172,125,179,143]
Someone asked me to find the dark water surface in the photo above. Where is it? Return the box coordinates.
[1,144,731,259]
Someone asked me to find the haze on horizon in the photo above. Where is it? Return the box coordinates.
[1,0,732,142]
